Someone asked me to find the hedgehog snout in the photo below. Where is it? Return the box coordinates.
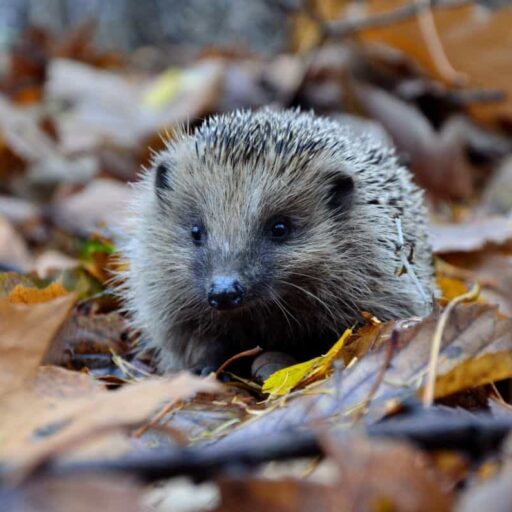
[208,275,245,311]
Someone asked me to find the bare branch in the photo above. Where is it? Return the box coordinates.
[325,0,474,38]
[7,409,512,484]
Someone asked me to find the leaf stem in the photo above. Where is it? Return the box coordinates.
[422,283,480,407]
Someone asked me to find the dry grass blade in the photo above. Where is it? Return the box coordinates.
[423,283,480,407]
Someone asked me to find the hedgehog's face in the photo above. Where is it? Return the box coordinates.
[152,145,355,318]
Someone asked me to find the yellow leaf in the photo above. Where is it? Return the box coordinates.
[262,328,352,396]
[428,351,512,400]
[142,68,184,108]
[437,276,469,300]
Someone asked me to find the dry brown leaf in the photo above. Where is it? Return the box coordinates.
[216,436,451,512]
[354,85,474,199]
[215,478,335,512]
[43,310,129,367]
[324,435,452,512]
[208,303,512,446]
[439,250,512,315]
[0,215,32,271]
[2,474,143,512]
[360,2,512,124]
[0,95,100,200]
[32,250,79,279]
[0,272,36,298]
[0,96,57,164]
[52,178,133,234]
[456,467,512,512]
[437,275,469,301]
[46,58,223,154]
[341,317,397,364]
[0,293,76,396]
[430,216,512,254]
[481,156,512,216]
[0,371,220,468]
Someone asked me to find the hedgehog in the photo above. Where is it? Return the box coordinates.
[119,109,435,373]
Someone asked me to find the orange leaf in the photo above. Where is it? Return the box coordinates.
[8,282,69,304]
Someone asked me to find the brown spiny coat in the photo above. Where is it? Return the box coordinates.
[119,109,435,372]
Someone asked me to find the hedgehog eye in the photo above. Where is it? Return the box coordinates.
[191,224,205,245]
[268,217,291,242]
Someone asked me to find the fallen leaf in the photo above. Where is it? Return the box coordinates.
[43,310,129,369]
[209,304,512,446]
[437,275,469,301]
[481,156,512,216]
[8,282,69,304]
[0,371,220,469]
[324,434,452,512]
[354,84,474,199]
[215,478,335,512]
[215,435,452,512]
[360,2,512,124]
[0,194,40,227]
[439,250,512,315]
[0,272,39,298]
[0,293,76,396]
[1,474,143,512]
[46,58,223,154]
[52,178,133,235]
[456,467,512,512]
[430,216,512,253]
[32,250,79,279]
[262,329,351,397]
[145,478,220,512]
[0,215,32,271]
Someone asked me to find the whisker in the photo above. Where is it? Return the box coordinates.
[280,280,339,328]
[265,285,301,331]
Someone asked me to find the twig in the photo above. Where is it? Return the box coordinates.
[12,410,512,483]
[215,346,263,376]
[414,0,467,85]
[422,283,480,407]
[352,329,399,423]
[132,400,185,438]
[325,0,473,38]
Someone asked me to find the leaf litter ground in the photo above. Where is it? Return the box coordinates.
[3,2,512,510]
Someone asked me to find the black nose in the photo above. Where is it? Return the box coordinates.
[208,277,244,310]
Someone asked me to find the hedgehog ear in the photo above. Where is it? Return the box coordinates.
[155,162,173,200]
[326,173,354,214]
